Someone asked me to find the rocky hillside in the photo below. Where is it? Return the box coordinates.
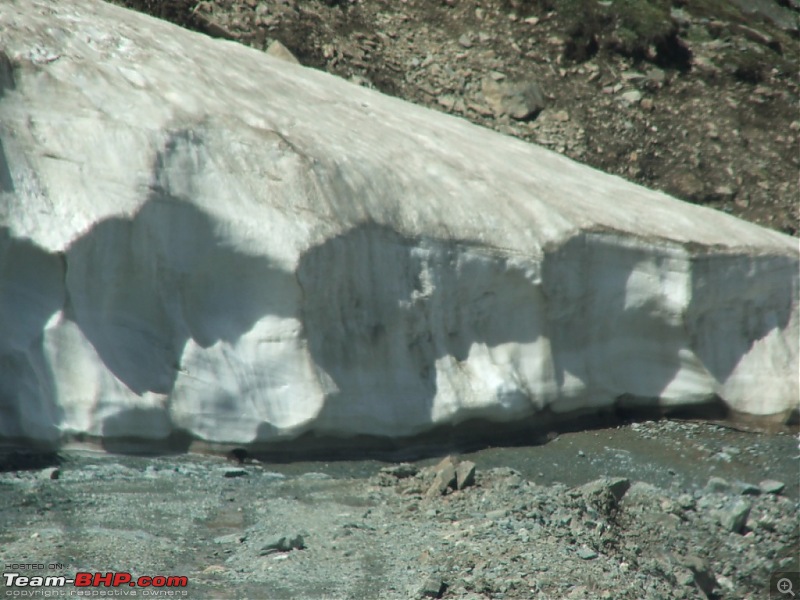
[110,0,799,236]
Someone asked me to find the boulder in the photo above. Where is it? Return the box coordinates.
[0,0,797,448]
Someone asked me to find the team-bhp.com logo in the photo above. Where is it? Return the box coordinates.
[3,571,188,597]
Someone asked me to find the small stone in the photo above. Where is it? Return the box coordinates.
[669,170,704,201]
[223,468,247,478]
[619,90,642,105]
[486,509,508,520]
[40,467,60,480]
[713,451,732,462]
[266,40,300,65]
[733,481,761,496]
[458,34,473,48]
[202,565,226,575]
[380,463,418,479]
[426,456,458,497]
[705,476,730,494]
[481,77,545,120]
[759,479,785,495]
[418,575,446,598]
[579,477,631,503]
[675,567,695,587]
[718,499,751,534]
[646,68,666,84]
[679,555,717,596]
[455,460,476,490]
[640,98,654,111]
[713,185,736,201]
[437,94,456,111]
[717,574,736,593]
[214,533,245,544]
[576,547,598,560]
[622,70,646,82]
[551,109,569,122]
[259,534,305,555]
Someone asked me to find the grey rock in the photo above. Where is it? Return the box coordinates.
[300,472,331,480]
[417,575,446,598]
[579,477,631,503]
[455,460,476,490]
[705,476,731,494]
[458,34,472,48]
[426,456,457,497]
[646,68,666,85]
[677,494,695,510]
[576,547,598,560]
[266,40,299,64]
[619,90,643,105]
[259,534,305,555]
[680,555,717,597]
[40,467,60,480]
[380,463,418,479]
[718,499,751,534]
[222,468,247,478]
[733,481,761,496]
[759,479,785,495]
[481,77,545,120]
[214,533,245,544]
[486,509,508,520]
[675,567,696,587]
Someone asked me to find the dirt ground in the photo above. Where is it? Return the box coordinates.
[1,420,798,599]
[107,0,799,236]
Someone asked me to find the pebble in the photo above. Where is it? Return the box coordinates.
[718,499,751,534]
[426,456,458,497]
[222,468,247,478]
[579,477,631,503]
[680,555,717,596]
[417,575,446,598]
[734,481,761,496]
[259,534,305,555]
[705,476,731,494]
[455,460,476,490]
[40,467,60,480]
[759,479,785,495]
[619,90,642,104]
[381,463,418,479]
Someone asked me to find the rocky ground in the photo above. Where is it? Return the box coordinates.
[1,420,798,599]
[108,0,799,236]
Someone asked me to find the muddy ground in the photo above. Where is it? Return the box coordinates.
[1,420,798,599]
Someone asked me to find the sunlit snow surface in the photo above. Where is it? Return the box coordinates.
[0,0,796,445]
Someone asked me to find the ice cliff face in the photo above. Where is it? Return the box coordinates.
[0,0,797,447]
